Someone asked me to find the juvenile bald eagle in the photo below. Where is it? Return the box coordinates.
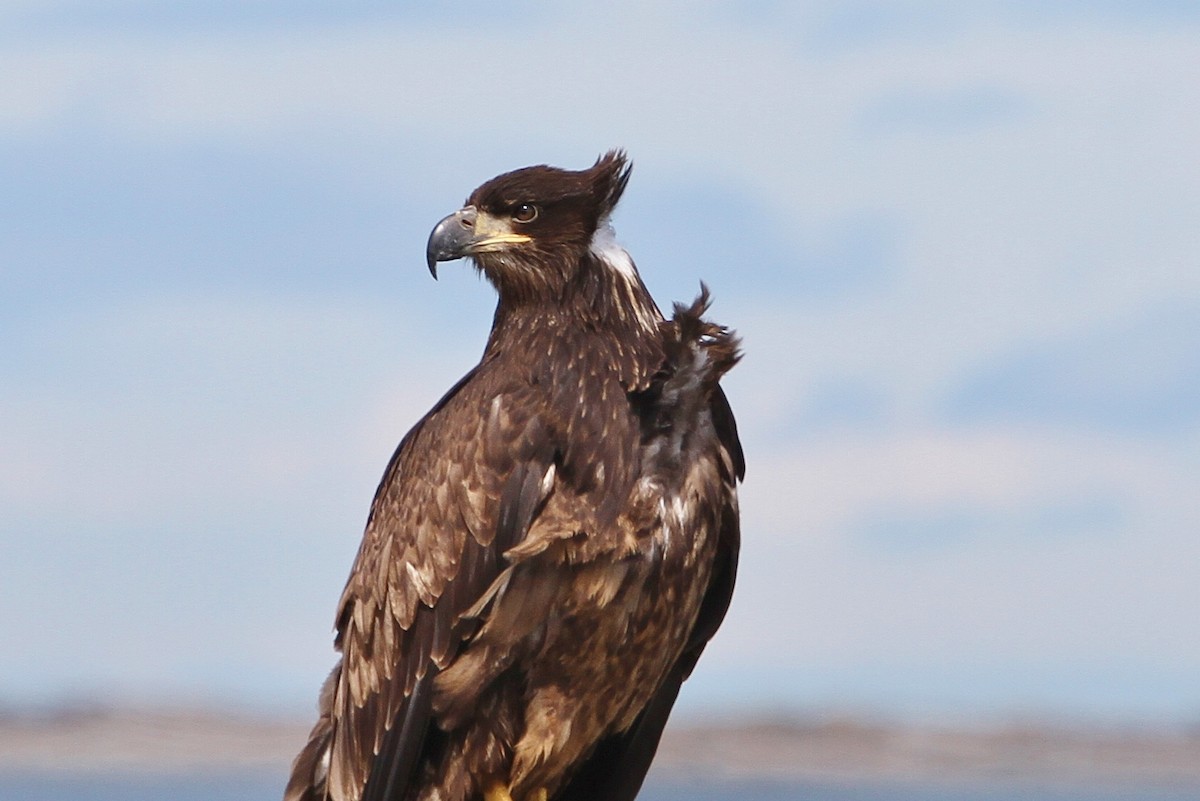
[285,151,743,801]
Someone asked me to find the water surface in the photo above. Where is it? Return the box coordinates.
[3,772,1197,801]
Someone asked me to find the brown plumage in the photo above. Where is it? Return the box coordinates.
[285,151,743,801]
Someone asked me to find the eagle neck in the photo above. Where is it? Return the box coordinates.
[484,254,664,391]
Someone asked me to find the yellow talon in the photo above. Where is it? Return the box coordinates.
[484,782,514,801]
[483,780,548,801]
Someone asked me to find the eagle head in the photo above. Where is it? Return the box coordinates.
[426,150,633,300]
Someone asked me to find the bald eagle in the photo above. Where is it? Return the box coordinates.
[285,151,743,801]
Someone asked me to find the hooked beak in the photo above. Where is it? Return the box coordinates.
[425,206,532,278]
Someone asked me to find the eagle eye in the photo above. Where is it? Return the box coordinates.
[512,203,539,223]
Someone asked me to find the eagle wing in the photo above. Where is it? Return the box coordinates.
[552,384,743,801]
[285,362,560,801]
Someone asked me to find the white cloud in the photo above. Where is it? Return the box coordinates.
[0,294,471,522]
[692,423,1200,717]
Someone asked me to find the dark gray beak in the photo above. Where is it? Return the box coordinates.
[425,207,478,279]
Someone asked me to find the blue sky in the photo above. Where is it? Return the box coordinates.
[2,2,1198,724]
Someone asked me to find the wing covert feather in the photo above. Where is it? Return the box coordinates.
[325,366,558,801]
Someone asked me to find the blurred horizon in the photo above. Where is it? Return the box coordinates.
[2,2,1198,727]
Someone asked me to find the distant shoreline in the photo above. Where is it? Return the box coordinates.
[2,706,1198,788]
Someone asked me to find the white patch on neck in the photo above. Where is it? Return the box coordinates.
[589,221,638,281]
[589,218,663,333]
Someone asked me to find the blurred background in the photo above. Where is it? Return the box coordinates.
[2,2,1199,799]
